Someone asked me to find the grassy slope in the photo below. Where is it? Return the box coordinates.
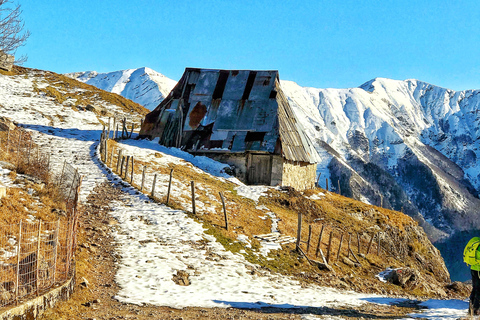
[106,139,460,299]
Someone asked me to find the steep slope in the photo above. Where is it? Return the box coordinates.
[66,67,177,111]
[281,78,480,280]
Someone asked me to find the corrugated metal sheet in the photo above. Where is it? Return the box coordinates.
[141,68,319,164]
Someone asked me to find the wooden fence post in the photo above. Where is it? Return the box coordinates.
[107,117,111,139]
[316,173,322,187]
[116,150,123,172]
[151,174,157,197]
[124,156,130,179]
[336,232,344,261]
[115,124,119,139]
[53,220,59,285]
[306,225,312,254]
[296,212,302,252]
[366,232,376,255]
[130,157,134,183]
[120,156,125,177]
[347,233,351,258]
[109,148,114,167]
[16,131,22,167]
[166,168,173,204]
[377,233,382,255]
[15,221,22,304]
[113,118,116,139]
[219,192,228,230]
[357,233,361,254]
[315,224,325,258]
[36,221,42,296]
[337,179,341,195]
[141,166,146,191]
[326,231,333,264]
[59,160,66,185]
[6,127,10,155]
[129,123,134,138]
[191,181,196,215]
[326,178,329,191]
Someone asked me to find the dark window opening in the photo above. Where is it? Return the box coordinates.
[208,140,223,149]
[242,71,257,100]
[212,70,229,100]
[245,131,266,142]
[269,89,277,99]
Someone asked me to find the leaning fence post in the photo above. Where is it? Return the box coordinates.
[315,224,325,258]
[166,168,173,204]
[36,221,42,296]
[191,181,196,215]
[219,192,228,230]
[306,225,312,254]
[129,123,134,138]
[296,212,302,252]
[326,230,333,264]
[336,232,344,261]
[15,221,22,304]
[151,174,157,197]
[141,166,146,191]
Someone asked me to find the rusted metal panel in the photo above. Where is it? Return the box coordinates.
[141,68,319,164]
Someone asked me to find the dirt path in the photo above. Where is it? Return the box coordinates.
[36,181,416,320]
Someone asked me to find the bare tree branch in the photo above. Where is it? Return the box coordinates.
[0,0,30,61]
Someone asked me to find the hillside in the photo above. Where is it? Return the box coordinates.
[71,66,480,281]
[0,66,472,319]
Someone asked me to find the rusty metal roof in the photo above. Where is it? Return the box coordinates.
[141,68,319,164]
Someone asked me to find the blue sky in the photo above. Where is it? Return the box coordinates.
[17,0,480,90]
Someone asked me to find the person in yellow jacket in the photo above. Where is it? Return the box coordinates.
[464,237,480,315]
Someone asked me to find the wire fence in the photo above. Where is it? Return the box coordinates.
[0,126,81,308]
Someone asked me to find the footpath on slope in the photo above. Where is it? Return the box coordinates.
[40,181,415,320]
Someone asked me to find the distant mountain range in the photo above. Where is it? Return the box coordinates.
[66,67,176,111]
[66,68,480,280]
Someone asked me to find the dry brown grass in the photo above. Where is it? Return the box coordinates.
[102,139,454,298]
[0,128,68,225]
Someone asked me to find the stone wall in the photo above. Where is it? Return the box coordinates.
[0,51,14,72]
[282,160,317,190]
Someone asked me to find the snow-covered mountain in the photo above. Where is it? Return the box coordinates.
[68,67,480,280]
[281,78,480,281]
[66,67,177,111]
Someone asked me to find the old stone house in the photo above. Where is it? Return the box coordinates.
[139,68,319,190]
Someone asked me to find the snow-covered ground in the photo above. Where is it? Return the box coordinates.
[0,71,472,318]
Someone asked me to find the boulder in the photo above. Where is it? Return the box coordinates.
[385,267,420,287]
[0,50,14,72]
